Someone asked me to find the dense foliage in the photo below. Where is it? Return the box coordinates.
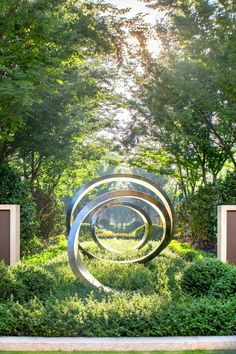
[181,257,236,298]
[0,0,123,249]
[0,0,114,159]
[0,165,40,255]
[0,261,55,302]
[129,0,236,193]
[0,240,235,336]
[119,0,236,247]
[134,224,163,241]
[177,172,236,247]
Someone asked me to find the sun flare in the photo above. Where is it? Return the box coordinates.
[147,38,162,57]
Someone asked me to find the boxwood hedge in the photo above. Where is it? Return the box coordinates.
[0,240,235,337]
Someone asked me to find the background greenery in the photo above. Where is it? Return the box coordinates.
[0,0,235,254]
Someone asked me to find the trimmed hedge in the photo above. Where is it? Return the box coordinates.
[0,240,235,336]
[168,240,208,261]
[134,224,163,240]
[181,257,236,299]
[12,263,56,302]
[0,261,55,303]
[0,294,235,336]
[0,261,15,301]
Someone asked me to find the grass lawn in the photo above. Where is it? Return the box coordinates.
[0,238,235,337]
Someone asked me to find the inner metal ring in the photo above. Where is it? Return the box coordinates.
[74,190,170,264]
[68,190,172,291]
[90,201,152,254]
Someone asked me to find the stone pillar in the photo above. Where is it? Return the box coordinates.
[0,205,20,265]
[217,205,236,265]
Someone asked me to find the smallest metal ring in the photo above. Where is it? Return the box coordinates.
[90,201,152,254]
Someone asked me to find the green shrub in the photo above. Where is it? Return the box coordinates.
[178,184,217,244]
[27,294,236,336]
[79,222,91,241]
[209,266,236,299]
[0,293,235,336]
[155,296,236,336]
[33,186,64,239]
[181,258,236,297]
[0,164,39,256]
[177,171,236,246]
[0,261,15,300]
[0,241,235,336]
[0,298,45,336]
[169,240,208,261]
[134,223,163,240]
[0,262,56,303]
[22,235,67,265]
[12,263,56,302]
[87,260,154,291]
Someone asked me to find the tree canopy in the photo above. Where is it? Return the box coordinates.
[124,0,235,198]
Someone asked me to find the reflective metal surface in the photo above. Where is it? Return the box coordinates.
[67,174,175,292]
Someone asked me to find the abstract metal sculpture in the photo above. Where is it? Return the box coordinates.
[67,174,175,292]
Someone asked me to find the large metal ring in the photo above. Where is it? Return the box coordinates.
[66,174,174,235]
[67,174,175,291]
[90,201,152,254]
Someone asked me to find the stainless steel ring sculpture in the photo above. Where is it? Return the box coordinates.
[67,174,175,292]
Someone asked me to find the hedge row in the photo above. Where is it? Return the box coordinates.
[0,294,235,336]
[0,242,235,336]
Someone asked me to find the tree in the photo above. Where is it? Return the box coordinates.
[126,0,235,196]
[0,0,115,161]
[0,0,125,241]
